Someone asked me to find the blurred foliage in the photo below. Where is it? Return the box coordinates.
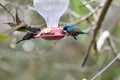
[0,0,120,80]
[71,0,89,15]
[0,34,8,41]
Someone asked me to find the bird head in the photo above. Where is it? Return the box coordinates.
[63,26,75,31]
[63,26,67,30]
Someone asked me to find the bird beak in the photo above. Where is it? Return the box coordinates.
[3,22,14,24]
[3,23,9,24]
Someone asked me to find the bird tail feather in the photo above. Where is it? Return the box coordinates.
[79,32,87,34]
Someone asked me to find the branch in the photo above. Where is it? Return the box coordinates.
[80,0,96,7]
[80,0,98,20]
[107,37,118,57]
[59,6,100,26]
[0,3,15,22]
[81,0,113,67]
[90,53,120,80]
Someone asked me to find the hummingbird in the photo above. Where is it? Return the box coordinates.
[4,7,28,32]
[63,26,87,40]
[16,27,41,44]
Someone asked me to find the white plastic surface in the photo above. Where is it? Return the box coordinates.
[34,0,69,28]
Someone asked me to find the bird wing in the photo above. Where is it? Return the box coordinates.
[69,28,82,34]
[14,7,29,32]
[68,28,83,36]
[70,28,85,34]
[15,7,26,25]
[15,7,22,25]
[72,28,82,32]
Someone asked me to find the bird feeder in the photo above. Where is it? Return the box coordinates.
[33,0,69,40]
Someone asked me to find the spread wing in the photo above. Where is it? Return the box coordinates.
[15,7,25,25]
[15,7,22,24]
[15,7,28,32]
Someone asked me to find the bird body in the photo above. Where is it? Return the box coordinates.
[27,26,41,34]
[16,22,28,31]
[63,26,86,40]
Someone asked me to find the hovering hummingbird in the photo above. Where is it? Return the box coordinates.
[0,3,41,44]
[3,7,28,32]
[63,26,87,40]
[17,26,41,44]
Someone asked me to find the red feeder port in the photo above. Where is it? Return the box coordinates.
[35,27,67,40]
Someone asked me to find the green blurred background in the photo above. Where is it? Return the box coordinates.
[0,0,120,80]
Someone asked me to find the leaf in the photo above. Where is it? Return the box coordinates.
[0,34,8,41]
[71,0,89,15]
